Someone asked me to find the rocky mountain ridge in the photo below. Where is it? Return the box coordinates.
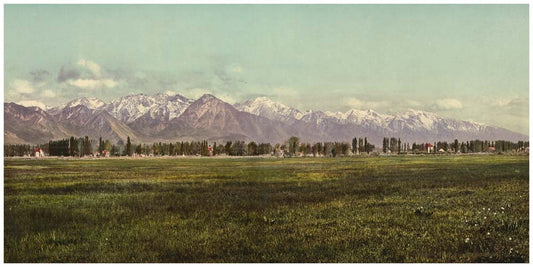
[5,93,528,145]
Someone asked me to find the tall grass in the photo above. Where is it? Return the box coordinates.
[4,155,529,262]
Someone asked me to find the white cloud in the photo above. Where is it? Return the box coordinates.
[406,99,423,108]
[181,88,213,99]
[67,78,118,89]
[42,89,56,98]
[346,97,364,107]
[165,90,177,96]
[345,97,389,110]
[228,64,243,73]
[10,79,34,94]
[481,96,528,107]
[16,100,48,110]
[78,59,101,77]
[217,93,237,104]
[179,88,236,103]
[434,98,463,110]
[272,87,298,97]
[134,71,147,79]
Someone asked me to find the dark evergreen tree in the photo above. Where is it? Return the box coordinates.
[288,136,300,156]
[397,138,401,154]
[83,136,91,156]
[126,136,132,156]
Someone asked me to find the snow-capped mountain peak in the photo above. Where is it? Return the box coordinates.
[234,96,304,121]
[65,97,106,110]
[393,109,441,130]
[105,93,193,123]
[46,97,106,115]
[15,100,51,111]
[7,93,527,145]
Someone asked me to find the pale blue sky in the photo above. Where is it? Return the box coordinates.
[4,5,529,134]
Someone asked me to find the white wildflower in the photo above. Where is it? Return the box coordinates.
[509,237,512,241]
[487,232,490,236]
[464,237,470,243]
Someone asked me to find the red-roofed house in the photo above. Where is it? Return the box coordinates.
[34,148,44,157]
[426,143,434,153]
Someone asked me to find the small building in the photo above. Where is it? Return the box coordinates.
[426,143,434,153]
[488,147,496,153]
[101,150,110,157]
[208,145,213,156]
[34,148,44,157]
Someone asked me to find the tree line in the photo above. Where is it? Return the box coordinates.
[3,135,529,157]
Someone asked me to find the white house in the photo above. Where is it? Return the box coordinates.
[34,148,44,157]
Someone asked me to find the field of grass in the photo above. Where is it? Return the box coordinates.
[4,155,529,263]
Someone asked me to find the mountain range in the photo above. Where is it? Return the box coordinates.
[5,93,528,145]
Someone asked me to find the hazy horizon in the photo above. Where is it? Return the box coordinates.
[4,5,529,135]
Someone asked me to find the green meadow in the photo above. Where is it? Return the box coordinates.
[4,155,529,263]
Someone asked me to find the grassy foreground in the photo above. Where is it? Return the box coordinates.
[4,155,529,263]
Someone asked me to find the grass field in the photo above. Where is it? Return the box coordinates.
[4,155,529,263]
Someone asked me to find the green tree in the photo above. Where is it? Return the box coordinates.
[225,141,232,155]
[69,136,78,157]
[126,136,132,156]
[288,136,300,156]
[397,138,401,154]
[98,137,104,153]
[248,142,258,156]
[83,136,91,156]
[104,140,111,152]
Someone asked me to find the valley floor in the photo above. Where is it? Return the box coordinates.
[4,155,529,262]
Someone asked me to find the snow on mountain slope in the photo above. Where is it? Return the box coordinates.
[15,100,51,110]
[344,109,393,128]
[386,109,487,133]
[68,97,106,110]
[300,110,335,126]
[105,93,193,123]
[234,97,304,122]
[48,97,106,114]
[8,93,528,144]
[232,96,526,142]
